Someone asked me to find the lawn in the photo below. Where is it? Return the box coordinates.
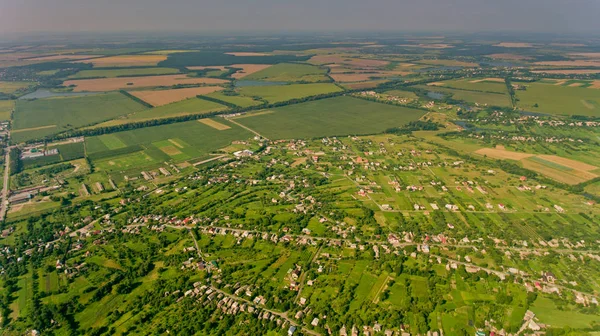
[68,67,180,79]
[234,96,425,139]
[12,93,147,143]
[243,63,329,82]
[0,100,14,120]
[516,82,600,116]
[237,83,343,103]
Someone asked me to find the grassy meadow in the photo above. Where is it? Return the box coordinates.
[237,83,342,103]
[516,82,600,116]
[12,93,147,142]
[243,63,329,82]
[234,96,425,139]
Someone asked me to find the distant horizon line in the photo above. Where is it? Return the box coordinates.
[1,29,599,38]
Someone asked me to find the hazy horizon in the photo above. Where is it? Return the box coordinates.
[1,0,600,35]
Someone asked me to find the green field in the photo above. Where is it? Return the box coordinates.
[531,296,600,328]
[122,97,227,122]
[0,81,33,94]
[0,100,14,120]
[238,83,343,103]
[438,78,508,94]
[68,67,180,79]
[516,82,600,116]
[243,63,329,82]
[86,118,252,169]
[384,90,419,99]
[204,92,263,107]
[235,96,426,139]
[12,93,147,143]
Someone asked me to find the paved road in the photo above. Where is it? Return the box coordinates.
[0,147,11,221]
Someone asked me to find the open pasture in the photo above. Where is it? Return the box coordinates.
[237,83,342,103]
[128,86,223,106]
[516,82,600,116]
[68,67,180,79]
[63,74,228,92]
[74,55,167,67]
[12,93,147,142]
[234,96,425,139]
[243,63,328,82]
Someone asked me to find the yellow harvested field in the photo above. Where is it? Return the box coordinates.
[63,74,228,92]
[532,69,600,75]
[536,155,597,171]
[521,159,596,185]
[198,119,230,130]
[225,52,270,56]
[27,54,101,61]
[535,60,600,67]
[230,64,272,79]
[187,66,228,71]
[128,86,224,106]
[493,42,535,48]
[568,52,600,58]
[74,55,167,67]
[474,148,533,160]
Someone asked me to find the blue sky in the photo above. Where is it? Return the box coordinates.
[1,0,599,34]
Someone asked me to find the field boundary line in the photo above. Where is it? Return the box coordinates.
[225,117,269,140]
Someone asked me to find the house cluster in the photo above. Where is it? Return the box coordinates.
[178,282,301,333]
[357,91,413,105]
[467,132,585,144]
